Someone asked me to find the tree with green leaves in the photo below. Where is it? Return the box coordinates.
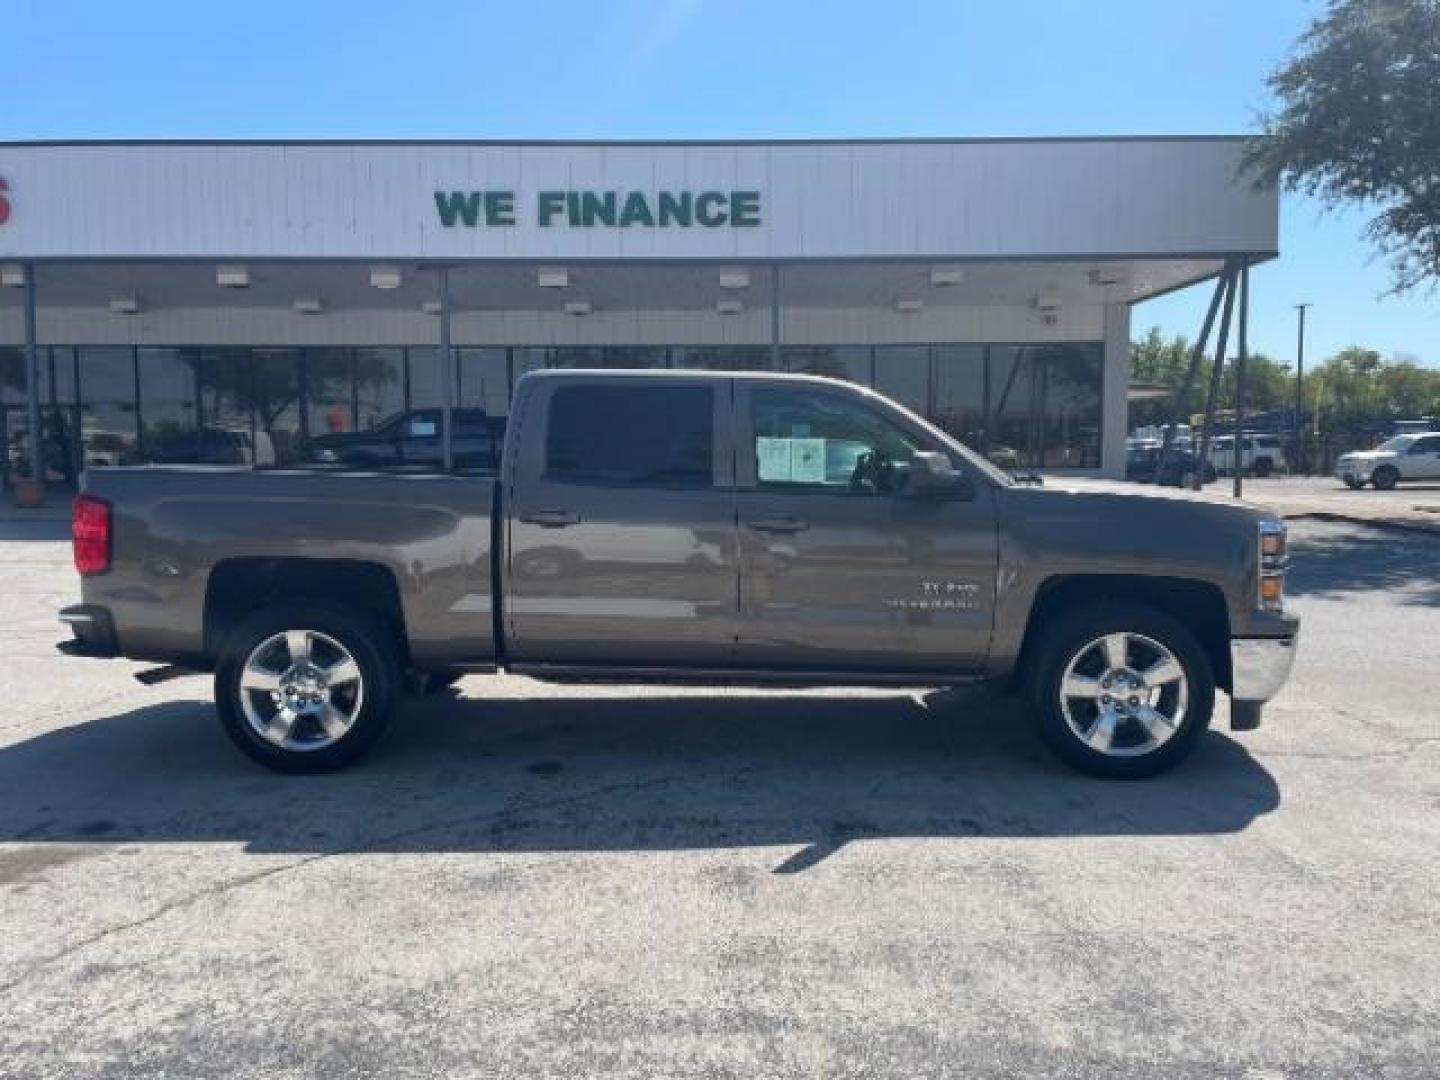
[1244,0,1440,292]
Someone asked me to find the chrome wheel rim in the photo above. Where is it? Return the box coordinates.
[1059,632,1188,758]
[238,630,364,752]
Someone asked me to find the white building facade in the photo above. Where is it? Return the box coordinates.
[0,137,1277,484]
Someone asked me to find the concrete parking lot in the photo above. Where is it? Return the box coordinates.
[1,511,1437,1077]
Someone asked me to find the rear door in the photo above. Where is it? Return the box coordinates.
[733,380,998,674]
[504,376,739,666]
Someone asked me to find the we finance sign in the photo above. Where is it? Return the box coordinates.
[434,189,762,230]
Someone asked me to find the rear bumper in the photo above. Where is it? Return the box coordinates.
[57,604,119,659]
[1231,634,1298,704]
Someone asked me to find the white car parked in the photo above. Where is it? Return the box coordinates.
[1336,433,1440,490]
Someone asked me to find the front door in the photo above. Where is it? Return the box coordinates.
[1407,434,1440,479]
[505,375,739,667]
[734,381,998,674]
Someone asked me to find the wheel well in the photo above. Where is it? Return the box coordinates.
[205,558,408,661]
[1015,575,1232,693]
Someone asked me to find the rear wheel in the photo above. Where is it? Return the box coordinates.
[1372,465,1399,491]
[214,603,400,773]
[1030,603,1214,779]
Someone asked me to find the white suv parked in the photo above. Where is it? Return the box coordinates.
[1336,433,1440,490]
[1209,434,1288,477]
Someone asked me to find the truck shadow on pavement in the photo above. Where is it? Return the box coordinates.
[0,686,1280,873]
[1287,520,1440,606]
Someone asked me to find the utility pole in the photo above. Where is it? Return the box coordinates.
[1294,303,1310,475]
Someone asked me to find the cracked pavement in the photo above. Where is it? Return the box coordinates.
[0,517,1437,1077]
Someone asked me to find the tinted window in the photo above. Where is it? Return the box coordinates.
[1410,436,1440,453]
[546,385,713,488]
[751,388,920,495]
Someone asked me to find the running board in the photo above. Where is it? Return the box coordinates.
[134,664,201,686]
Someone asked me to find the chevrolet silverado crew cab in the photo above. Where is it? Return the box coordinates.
[60,370,1298,779]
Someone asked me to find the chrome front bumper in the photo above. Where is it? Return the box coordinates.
[1231,635,1299,703]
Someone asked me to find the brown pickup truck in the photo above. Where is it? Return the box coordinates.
[60,370,1298,779]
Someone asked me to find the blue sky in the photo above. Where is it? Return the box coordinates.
[2,0,1434,367]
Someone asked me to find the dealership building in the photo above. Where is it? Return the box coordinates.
[0,137,1278,487]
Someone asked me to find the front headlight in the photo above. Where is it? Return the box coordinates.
[1258,519,1288,611]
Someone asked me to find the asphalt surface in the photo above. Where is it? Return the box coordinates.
[0,516,1437,1077]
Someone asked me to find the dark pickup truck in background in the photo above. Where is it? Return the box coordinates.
[305,407,505,471]
[61,370,1298,779]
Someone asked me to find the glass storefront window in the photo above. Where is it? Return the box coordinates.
[77,347,138,471]
[783,346,870,385]
[196,348,300,465]
[671,346,775,371]
[512,348,548,389]
[873,345,930,416]
[306,347,356,436]
[137,348,199,464]
[931,345,987,449]
[354,348,406,430]
[547,346,668,369]
[990,344,1101,469]
[458,348,510,416]
[407,346,449,411]
[6,337,1104,479]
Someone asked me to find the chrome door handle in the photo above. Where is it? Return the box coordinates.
[520,508,580,528]
[745,515,809,534]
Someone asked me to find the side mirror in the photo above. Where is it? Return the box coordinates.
[909,451,974,499]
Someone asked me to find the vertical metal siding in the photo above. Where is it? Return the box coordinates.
[0,139,1277,262]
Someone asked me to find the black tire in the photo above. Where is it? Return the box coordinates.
[1371,465,1399,491]
[214,602,401,773]
[1343,476,1364,490]
[1253,457,1274,478]
[1029,602,1215,780]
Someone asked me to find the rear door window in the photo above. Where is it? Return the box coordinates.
[545,385,714,488]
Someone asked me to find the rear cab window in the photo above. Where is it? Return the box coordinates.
[544,384,716,489]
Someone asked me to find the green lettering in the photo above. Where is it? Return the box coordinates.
[695,191,728,227]
[658,191,692,227]
[581,191,617,227]
[485,190,515,227]
[619,191,655,228]
[538,191,567,226]
[730,190,761,227]
[435,190,482,228]
[567,191,582,225]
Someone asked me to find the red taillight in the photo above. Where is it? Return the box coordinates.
[72,496,111,576]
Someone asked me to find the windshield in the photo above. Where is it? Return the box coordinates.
[1375,436,1412,453]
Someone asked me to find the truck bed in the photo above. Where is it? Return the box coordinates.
[79,466,498,668]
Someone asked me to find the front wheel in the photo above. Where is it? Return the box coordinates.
[1343,476,1364,490]
[1371,465,1399,491]
[214,603,401,773]
[1029,603,1214,779]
